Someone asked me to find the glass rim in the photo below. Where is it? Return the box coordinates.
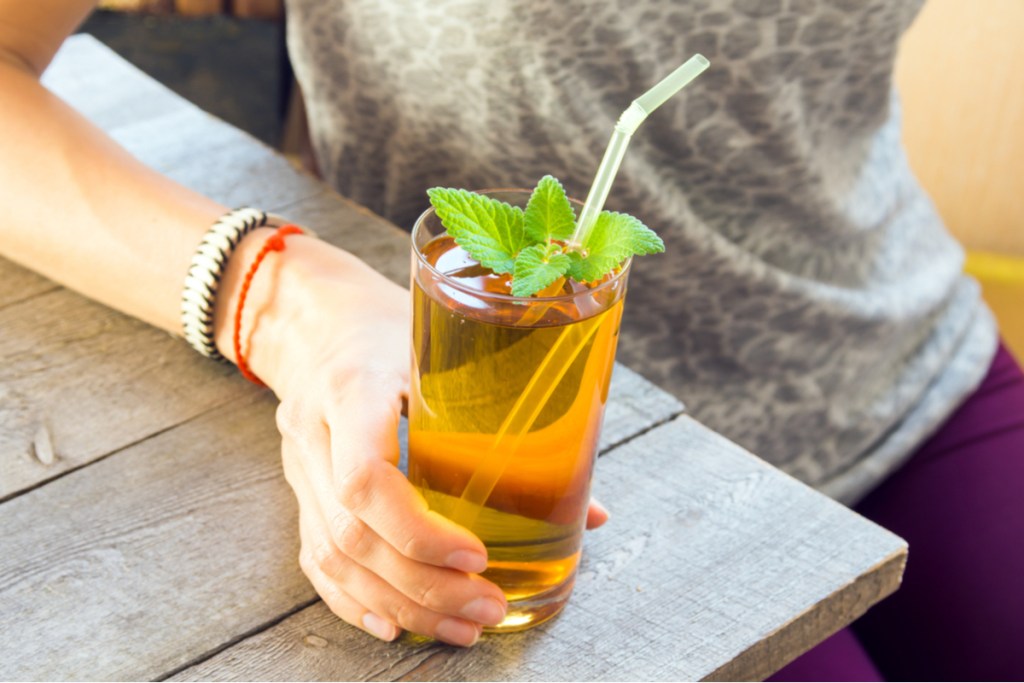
[411,188,631,305]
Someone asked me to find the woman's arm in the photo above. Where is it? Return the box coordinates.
[0,0,508,646]
[0,0,226,332]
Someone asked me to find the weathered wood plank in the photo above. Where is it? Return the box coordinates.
[0,288,249,500]
[600,363,684,450]
[107,107,323,211]
[272,189,412,287]
[42,35,192,131]
[0,394,313,681]
[170,416,906,682]
[0,370,686,681]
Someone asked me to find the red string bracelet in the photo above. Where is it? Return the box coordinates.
[233,224,305,386]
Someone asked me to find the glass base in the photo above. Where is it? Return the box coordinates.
[484,574,577,633]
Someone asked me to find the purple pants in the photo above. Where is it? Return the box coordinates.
[769,342,1024,682]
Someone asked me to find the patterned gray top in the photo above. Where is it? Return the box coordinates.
[285,0,997,503]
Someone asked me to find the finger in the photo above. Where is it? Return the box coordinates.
[289,424,506,623]
[312,487,507,625]
[325,382,489,571]
[278,393,486,572]
[283,454,399,642]
[306,565,400,643]
[286,437,504,632]
[585,497,610,530]
[301,432,509,626]
[297,495,484,647]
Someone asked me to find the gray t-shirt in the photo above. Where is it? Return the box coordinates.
[285,0,997,503]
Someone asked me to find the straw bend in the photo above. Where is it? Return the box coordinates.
[615,101,649,136]
[569,53,710,248]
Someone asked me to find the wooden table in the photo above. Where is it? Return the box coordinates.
[0,35,907,681]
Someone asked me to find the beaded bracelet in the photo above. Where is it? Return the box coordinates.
[180,207,267,361]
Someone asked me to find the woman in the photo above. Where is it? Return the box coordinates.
[1,0,1020,677]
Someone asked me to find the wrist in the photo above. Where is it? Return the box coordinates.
[211,226,293,388]
[211,225,410,395]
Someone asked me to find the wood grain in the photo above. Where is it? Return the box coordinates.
[107,107,323,211]
[600,363,684,451]
[170,417,906,682]
[0,395,313,681]
[0,287,249,500]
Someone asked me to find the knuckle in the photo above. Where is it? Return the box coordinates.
[336,461,374,512]
[332,512,370,558]
[390,599,420,632]
[329,368,403,410]
[303,540,343,577]
[275,399,308,441]
[399,533,429,561]
[325,371,358,399]
[298,546,318,575]
[413,577,447,611]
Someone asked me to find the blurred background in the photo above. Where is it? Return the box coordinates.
[85,0,289,148]
[82,0,1023,361]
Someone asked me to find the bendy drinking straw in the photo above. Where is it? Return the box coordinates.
[452,55,710,528]
[568,53,709,249]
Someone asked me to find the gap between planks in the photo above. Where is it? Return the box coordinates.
[0,396,236,505]
[154,596,322,683]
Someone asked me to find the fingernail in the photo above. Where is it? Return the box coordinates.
[446,549,488,573]
[362,613,398,641]
[592,499,609,516]
[461,597,506,626]
[436,618,480,647]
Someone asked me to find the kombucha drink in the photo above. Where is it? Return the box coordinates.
[408,192,629,631]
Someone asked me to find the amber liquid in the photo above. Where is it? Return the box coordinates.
[408,236,625,630]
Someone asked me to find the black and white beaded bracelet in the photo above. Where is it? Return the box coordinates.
[180,207,268,361]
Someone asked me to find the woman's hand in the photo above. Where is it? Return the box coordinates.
[213,230,608,646]
[221,232,504,646]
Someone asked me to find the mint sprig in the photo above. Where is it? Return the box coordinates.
[428,175,664,296]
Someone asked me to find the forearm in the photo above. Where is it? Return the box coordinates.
[0,57,227,334]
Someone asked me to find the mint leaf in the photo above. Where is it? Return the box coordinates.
[569,211,665,282]
[524,175,577,244]
[564,249,598,283]
[511,243,571,297]
[427,187,527,274]
[426,178,666,291]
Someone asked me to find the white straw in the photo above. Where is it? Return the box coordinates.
[568,54,709,248]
